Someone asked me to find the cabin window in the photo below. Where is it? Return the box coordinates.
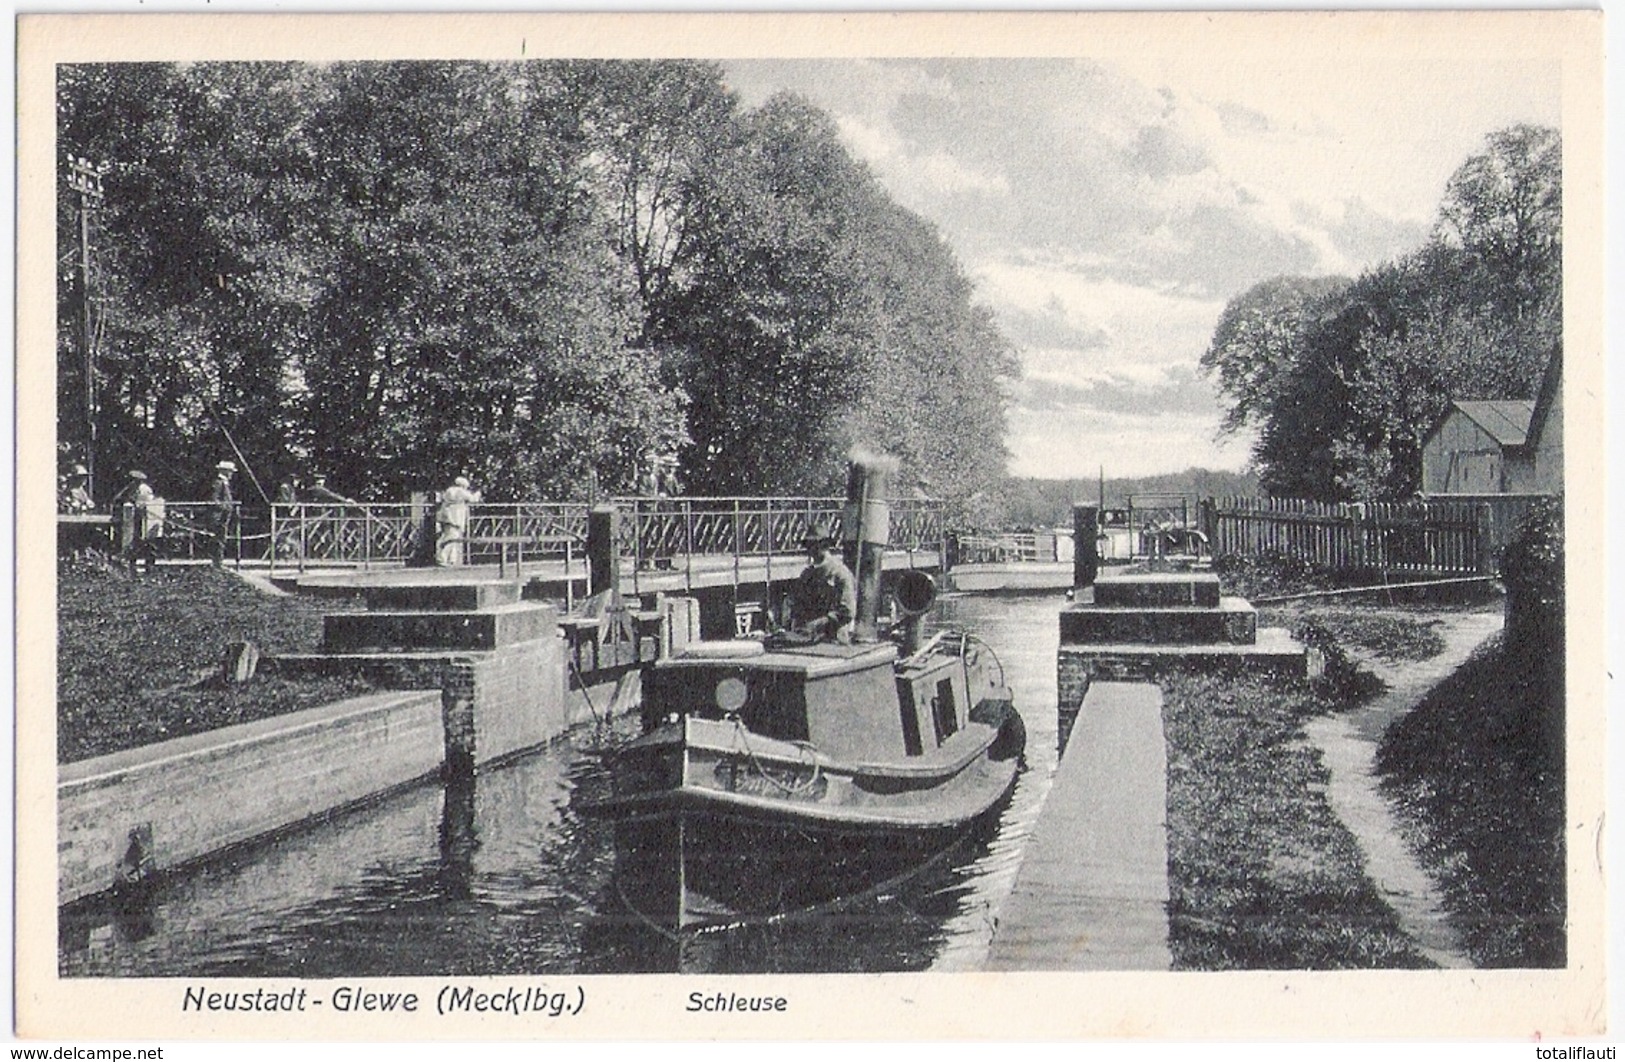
[899,690,924,756]
[932,677,958,744]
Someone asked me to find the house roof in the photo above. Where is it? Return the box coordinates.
[1526,348,1562,449]
[1450,400,1536,448]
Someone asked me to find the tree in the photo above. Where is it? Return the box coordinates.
[840,197,1016,514]
[1200,275,1350,435]
[649,94,876,494]
[58,62,1013,510]
[58,61,691,502]
[563,61,740,325]
[58,63,324,499]
[1435,124,1561,316]
[296,62,685,499]
[650,90,1016,502]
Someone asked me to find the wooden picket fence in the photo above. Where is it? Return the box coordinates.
[1206,496,1497,576]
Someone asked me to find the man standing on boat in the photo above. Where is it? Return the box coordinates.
[786,521,856,644]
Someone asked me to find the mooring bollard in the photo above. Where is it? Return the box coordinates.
[587,504,619,598]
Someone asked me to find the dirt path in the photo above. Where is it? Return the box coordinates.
[1302,609,1504,969]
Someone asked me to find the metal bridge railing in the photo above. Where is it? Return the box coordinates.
[266,497,946,582]
[615,495,945,599]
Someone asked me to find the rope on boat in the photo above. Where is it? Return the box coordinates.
[566,652,605,727]
[965,633,1006,688]
[566,653,624,756]
[727,717,824,796]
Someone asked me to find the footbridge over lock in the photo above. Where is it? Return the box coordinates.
[269,494,948,640]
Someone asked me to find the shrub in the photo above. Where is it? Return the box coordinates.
[1497,495,1564,764]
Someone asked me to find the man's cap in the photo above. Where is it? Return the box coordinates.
[70,464,88,476]
[128,470,147,481]
[217,460,237,473]
[454,476,471,488]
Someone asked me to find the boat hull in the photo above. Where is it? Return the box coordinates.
[610,796,1005,929]
[604,707,1024,928]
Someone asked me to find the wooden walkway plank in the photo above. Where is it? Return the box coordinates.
[986,681,1171,971]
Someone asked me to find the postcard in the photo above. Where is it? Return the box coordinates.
[13,8,1609,1044]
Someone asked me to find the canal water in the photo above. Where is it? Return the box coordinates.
[60,592,1067,977]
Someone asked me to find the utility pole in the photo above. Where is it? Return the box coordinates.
[67,155,106,501]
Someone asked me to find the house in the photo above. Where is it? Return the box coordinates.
[1422,399,1536,494]
[1420,349,1563,496]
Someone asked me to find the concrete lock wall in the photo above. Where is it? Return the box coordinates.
[58,689,445,906]
[59,633,573,906]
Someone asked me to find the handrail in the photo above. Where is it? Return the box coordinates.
[260,496,946,578]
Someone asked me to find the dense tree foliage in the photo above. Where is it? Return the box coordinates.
[1202,125,1561,501]
[57,61,1014,506]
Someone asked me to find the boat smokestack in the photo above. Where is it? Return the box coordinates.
[893,570,938,656]
[842,449,895,643]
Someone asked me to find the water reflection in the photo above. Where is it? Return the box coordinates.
[60,592,1064,976]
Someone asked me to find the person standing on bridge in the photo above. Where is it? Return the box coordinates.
[786,521,856,644]
[305,473,355,505]
[111,470,162,575]
[436,474,481,566]
[208,461,236,570]
[62,464,95,514]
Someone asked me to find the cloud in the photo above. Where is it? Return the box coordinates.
[1006,402,1253,479]
[1303,197,1433,274]
[1131,125,1211,179]
[975,261,1228,371]
[992,294,1109,353]
[727,56,1558,296]
[1015,363,1223,419]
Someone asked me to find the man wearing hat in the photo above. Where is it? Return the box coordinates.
[209,461,236,569]
[786,520,856,644]
[62,464,95,514]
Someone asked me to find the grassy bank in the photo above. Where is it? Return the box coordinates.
[1268,608,1448,663]
[1161,667,1431,969]
[1378,635,1566,967]
[57,559,369,764]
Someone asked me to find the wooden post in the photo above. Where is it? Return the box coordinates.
[588,504,619,600]
[1475,502,1494,575]
[1199,498,1217,558]
[628,499,642,598]
[1072,504,1099,589]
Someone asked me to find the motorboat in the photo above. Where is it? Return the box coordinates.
[584,457,1025,928]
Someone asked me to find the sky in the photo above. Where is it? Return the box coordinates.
[721,54,1562,480]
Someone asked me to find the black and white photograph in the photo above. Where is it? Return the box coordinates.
[12,8,1610,1046]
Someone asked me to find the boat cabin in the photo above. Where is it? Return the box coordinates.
[642,640,980,764]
